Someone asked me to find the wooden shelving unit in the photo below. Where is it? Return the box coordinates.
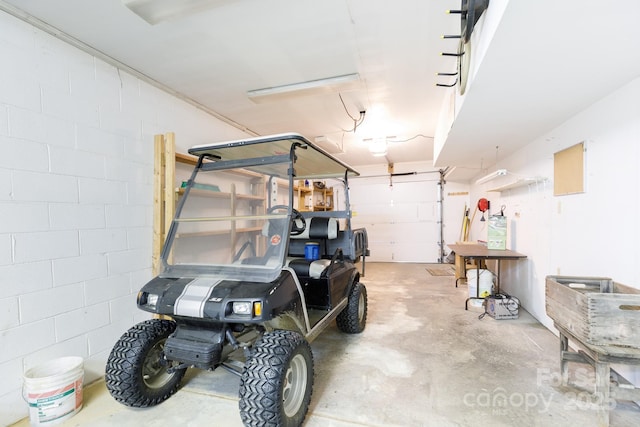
[175,226,263,239]
[176,187,265,201]
[296,181,333,212]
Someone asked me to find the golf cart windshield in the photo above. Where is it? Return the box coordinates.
[160,133,358,283]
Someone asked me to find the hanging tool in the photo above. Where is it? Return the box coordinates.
[477,198,490,222]
[459,204,470,241]
[469,204,478,230]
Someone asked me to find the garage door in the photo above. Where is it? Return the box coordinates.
[349,173,440,263]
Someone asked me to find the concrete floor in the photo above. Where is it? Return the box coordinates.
[13,262,640,427]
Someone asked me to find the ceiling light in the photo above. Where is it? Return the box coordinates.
[314,136,344,155]
[475,169,508,185]
[247,73,360,103]
[367,138,388,157]
[122,0,227,25]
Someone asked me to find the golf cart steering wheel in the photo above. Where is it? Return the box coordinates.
[268,205,307,236]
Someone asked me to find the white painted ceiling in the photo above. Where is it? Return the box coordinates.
[2,0,639,180]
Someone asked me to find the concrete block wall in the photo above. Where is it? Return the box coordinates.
[0,11,249,425]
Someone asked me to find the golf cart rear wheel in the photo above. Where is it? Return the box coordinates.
[105,319,186,407]
[239,330,314,427]
[337,282,368,333]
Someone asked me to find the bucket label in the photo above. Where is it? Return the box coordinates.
[29,387,75,405]
[75,379,83,408]
[28,382,81,423]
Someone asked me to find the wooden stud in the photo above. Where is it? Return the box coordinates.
[164,132,176,241]
[152,134,165,275]
[153,132,175,321]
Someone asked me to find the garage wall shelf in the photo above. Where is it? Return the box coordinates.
[488,177,548,193]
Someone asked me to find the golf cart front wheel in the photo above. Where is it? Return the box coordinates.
[105,319,186,407]
[239,330,314,427]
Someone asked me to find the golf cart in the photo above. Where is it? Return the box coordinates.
[106,133,369,426]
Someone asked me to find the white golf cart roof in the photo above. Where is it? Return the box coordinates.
[189,133,359,180]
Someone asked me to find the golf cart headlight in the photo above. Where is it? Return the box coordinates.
[140,293,159,308]
[147,294,159,307]
[232,301,252,315]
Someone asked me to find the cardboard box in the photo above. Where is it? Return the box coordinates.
[487,215,507,250]
[485,295,519,319]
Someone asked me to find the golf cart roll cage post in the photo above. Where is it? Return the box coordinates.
[340,168,367,274]
[285,142,304,213]
[342,169,353,232]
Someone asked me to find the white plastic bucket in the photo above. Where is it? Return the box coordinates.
[467,269,494,307]
[23,357,84,426]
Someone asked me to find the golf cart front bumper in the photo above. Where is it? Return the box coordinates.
[164,322,224,370]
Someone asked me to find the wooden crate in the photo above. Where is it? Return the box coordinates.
[546,275,640,348]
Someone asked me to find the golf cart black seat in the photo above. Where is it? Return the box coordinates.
[294,217,339,241]
[286,258,332,279]
[287,216,339,279]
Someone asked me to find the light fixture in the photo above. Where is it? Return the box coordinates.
[314,136,344,155]
[366,137,388,157]
[475,169,508,185]
[247,73,360,103]
[122,0,228,25]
